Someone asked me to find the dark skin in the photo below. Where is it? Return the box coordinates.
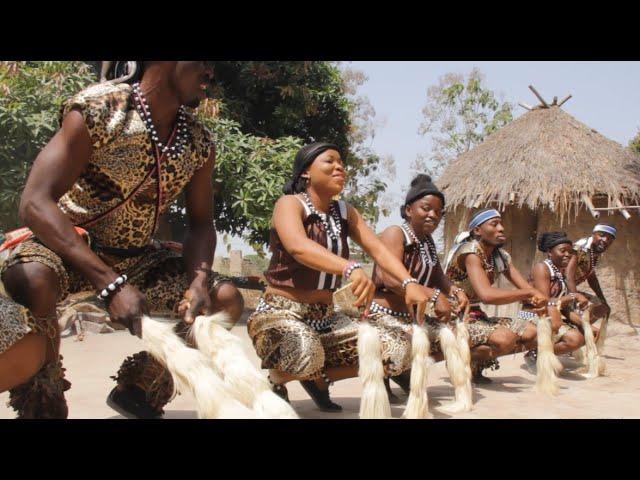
[374,194,469,362]
[530,242,587,354]
[266,149,431,389]
[464,217,547,360]
[0,62,244,393]
[565,231,614,325]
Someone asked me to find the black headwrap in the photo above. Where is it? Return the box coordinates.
[283,142,342,194]
[538,231,573,253]
[400,174,445,219]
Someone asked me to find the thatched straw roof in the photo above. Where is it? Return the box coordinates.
[438,104,640,219]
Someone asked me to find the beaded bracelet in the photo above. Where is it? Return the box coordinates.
[343,262,362,279]
[98,274,128,301]
[401,277,419,291]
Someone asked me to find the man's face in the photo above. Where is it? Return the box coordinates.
[475,217,507,247]
[172,61,213,108]
[592,231,615,253]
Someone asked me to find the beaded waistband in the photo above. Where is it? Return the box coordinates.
[369,301,411,319]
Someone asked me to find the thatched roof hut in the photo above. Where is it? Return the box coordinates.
[439,89,640,327]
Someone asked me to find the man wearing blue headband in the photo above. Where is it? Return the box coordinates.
[566,223,616,327]
[445,208,548,383]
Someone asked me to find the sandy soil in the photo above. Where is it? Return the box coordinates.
[2,314,639,419]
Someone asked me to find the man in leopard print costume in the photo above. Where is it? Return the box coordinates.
[0,62,244,418]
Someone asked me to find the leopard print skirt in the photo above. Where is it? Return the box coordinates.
[466,307,530,346]
[0,237,230,315]
[247,294,413,379]
[0,294,57,355]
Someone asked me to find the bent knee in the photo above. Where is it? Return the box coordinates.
[211,282,244,325]
[2,262,60,309]
[488,328,518,354]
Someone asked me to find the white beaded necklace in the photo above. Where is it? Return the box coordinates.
[132,83,189,160]
[401,221,438,267]
[301,192,342,242]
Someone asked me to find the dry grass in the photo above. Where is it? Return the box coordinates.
[438,106,640,220]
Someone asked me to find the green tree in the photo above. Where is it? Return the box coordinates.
[0,61,390,254]
[414,68,513,177]
[630,130,640,155]
[0,61,96,231]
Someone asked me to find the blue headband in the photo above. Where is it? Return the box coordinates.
[593,224,617,238]
[468,209,501,230]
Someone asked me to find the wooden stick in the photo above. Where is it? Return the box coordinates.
[593,206,640,211]
[472,194,482,209]
[558,94,572,107]
[552,96,558,105]
[615,199,632,219]
[582,194,600,219]
[509,192,516,204]
[529,85,549,108]
[518,102,533,111]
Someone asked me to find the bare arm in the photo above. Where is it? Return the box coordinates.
[587,273,608,305]
[375,226,408,296]
[504,261,537,291]
[347,205,415,285]
[19,110,119,289]
[565,254,579,293]
[465,254,534,305]
[531,263,552,297]
[183,146,217,285]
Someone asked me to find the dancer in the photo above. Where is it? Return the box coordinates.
[369,174,469,402]
[445,208,547,383]
[247,143,431,412]
[0,62,243,418]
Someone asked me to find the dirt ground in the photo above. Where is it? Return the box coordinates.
[2,313,639,419]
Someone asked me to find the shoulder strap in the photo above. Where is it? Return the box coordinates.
[295,195,312,218]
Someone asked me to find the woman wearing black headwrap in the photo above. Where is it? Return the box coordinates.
[518,232,590,366]
[369,174,469,403]
[247,143,431,413]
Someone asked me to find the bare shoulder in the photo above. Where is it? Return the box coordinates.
[379,225,404,242]
[274,194,305,214]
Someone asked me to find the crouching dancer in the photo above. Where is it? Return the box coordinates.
[368,174,469,403]
[444,209,547,384]
[0,62,244,418]
[247,143,430,412]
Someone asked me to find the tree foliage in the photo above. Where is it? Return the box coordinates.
[0,61,390,254]
[0,61,95,231]
[414,68,513,177]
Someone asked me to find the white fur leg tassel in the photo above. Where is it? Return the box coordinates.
[580,309,600,379]
[358,321,391,419]
[402,324,432,419]
[191,314,298,419]
[140,316,256,418]
[455,320,474,411]
[595,314,609,376]
[572,346,586,365]
[438,327,472,414]
[535,316,562,395]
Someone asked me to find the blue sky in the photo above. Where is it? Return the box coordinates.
[217,61,640,256]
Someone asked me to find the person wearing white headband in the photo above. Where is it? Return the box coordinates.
[565,223,616,328]
[444,208,548,383]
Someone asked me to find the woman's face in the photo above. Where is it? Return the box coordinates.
[548,242,573,268]
[303,149,346,196]
[404,195,444,237]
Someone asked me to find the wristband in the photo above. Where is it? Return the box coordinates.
[401,278,419,291]
[343,262,362,279]
[98,274,128,301]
